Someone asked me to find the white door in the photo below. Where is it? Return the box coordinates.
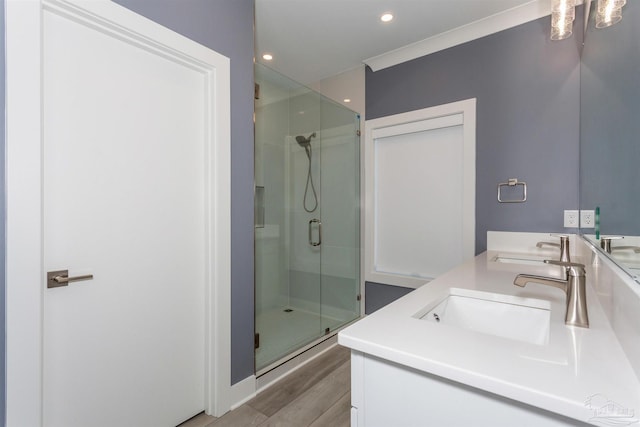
[6,1,231,426]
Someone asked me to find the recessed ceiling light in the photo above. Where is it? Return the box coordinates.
[380,13,393,23]
[343,98,351,103]
[262,53,273,61]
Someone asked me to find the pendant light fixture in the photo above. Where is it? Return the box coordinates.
[551,0,626,40]
[550,0,576,40]
[595,0,625,28]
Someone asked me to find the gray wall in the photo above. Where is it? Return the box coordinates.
[112,0,255,386]
[580,1,640,235]
[365,282,413,314]
[365,13,583,308]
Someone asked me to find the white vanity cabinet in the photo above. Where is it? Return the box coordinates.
[349,350,586,427]
[339,233,640,427]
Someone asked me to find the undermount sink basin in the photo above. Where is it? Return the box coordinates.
[491,255,547,265]
[415,288,550,345]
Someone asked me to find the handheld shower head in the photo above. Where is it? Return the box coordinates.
[294,132,318,213]
[295,135,310,147]
[295,132,316,148]
[295,133,316,159]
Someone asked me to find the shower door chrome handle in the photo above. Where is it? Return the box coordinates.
[309,218,322,246]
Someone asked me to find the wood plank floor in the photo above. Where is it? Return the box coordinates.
[179,345,351,427]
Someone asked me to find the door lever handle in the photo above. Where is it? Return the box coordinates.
[47,270,94,288]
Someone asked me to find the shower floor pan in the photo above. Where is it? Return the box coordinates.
[255,305,357,374]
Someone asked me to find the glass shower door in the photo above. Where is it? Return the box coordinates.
[254,63,360,373]
[319,102,361,335]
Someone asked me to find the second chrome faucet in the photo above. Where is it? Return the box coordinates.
[536,234,570,263]
[513,260,589,328]
[600,236,640,254]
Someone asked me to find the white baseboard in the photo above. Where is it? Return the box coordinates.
[228,375,257,412]
[257,337,338,391]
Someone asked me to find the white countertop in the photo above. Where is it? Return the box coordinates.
[338,251,640,424]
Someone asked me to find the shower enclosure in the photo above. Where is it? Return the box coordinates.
[254,63,361,373]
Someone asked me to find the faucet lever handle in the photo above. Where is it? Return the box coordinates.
[540,234,571,263]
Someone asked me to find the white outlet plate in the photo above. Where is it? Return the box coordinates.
[581,210,595,228]
[564,210,579,228]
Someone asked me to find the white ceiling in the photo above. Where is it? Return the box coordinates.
[255,0,552,85]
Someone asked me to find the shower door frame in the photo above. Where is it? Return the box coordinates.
[253,71,361,374]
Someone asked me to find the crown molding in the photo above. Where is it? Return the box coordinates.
[364,0,583,72]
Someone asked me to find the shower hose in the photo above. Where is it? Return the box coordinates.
[303,145,318,213]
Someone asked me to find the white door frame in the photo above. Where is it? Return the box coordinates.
[5,0,232,424]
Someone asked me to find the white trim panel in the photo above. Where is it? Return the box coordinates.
[5,2,43,425]
[364,99,476,289]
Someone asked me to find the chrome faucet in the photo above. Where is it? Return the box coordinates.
[536,234,570,263]
[513,260,589,328]
[600,237,640,254]
[600,236,623,254]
